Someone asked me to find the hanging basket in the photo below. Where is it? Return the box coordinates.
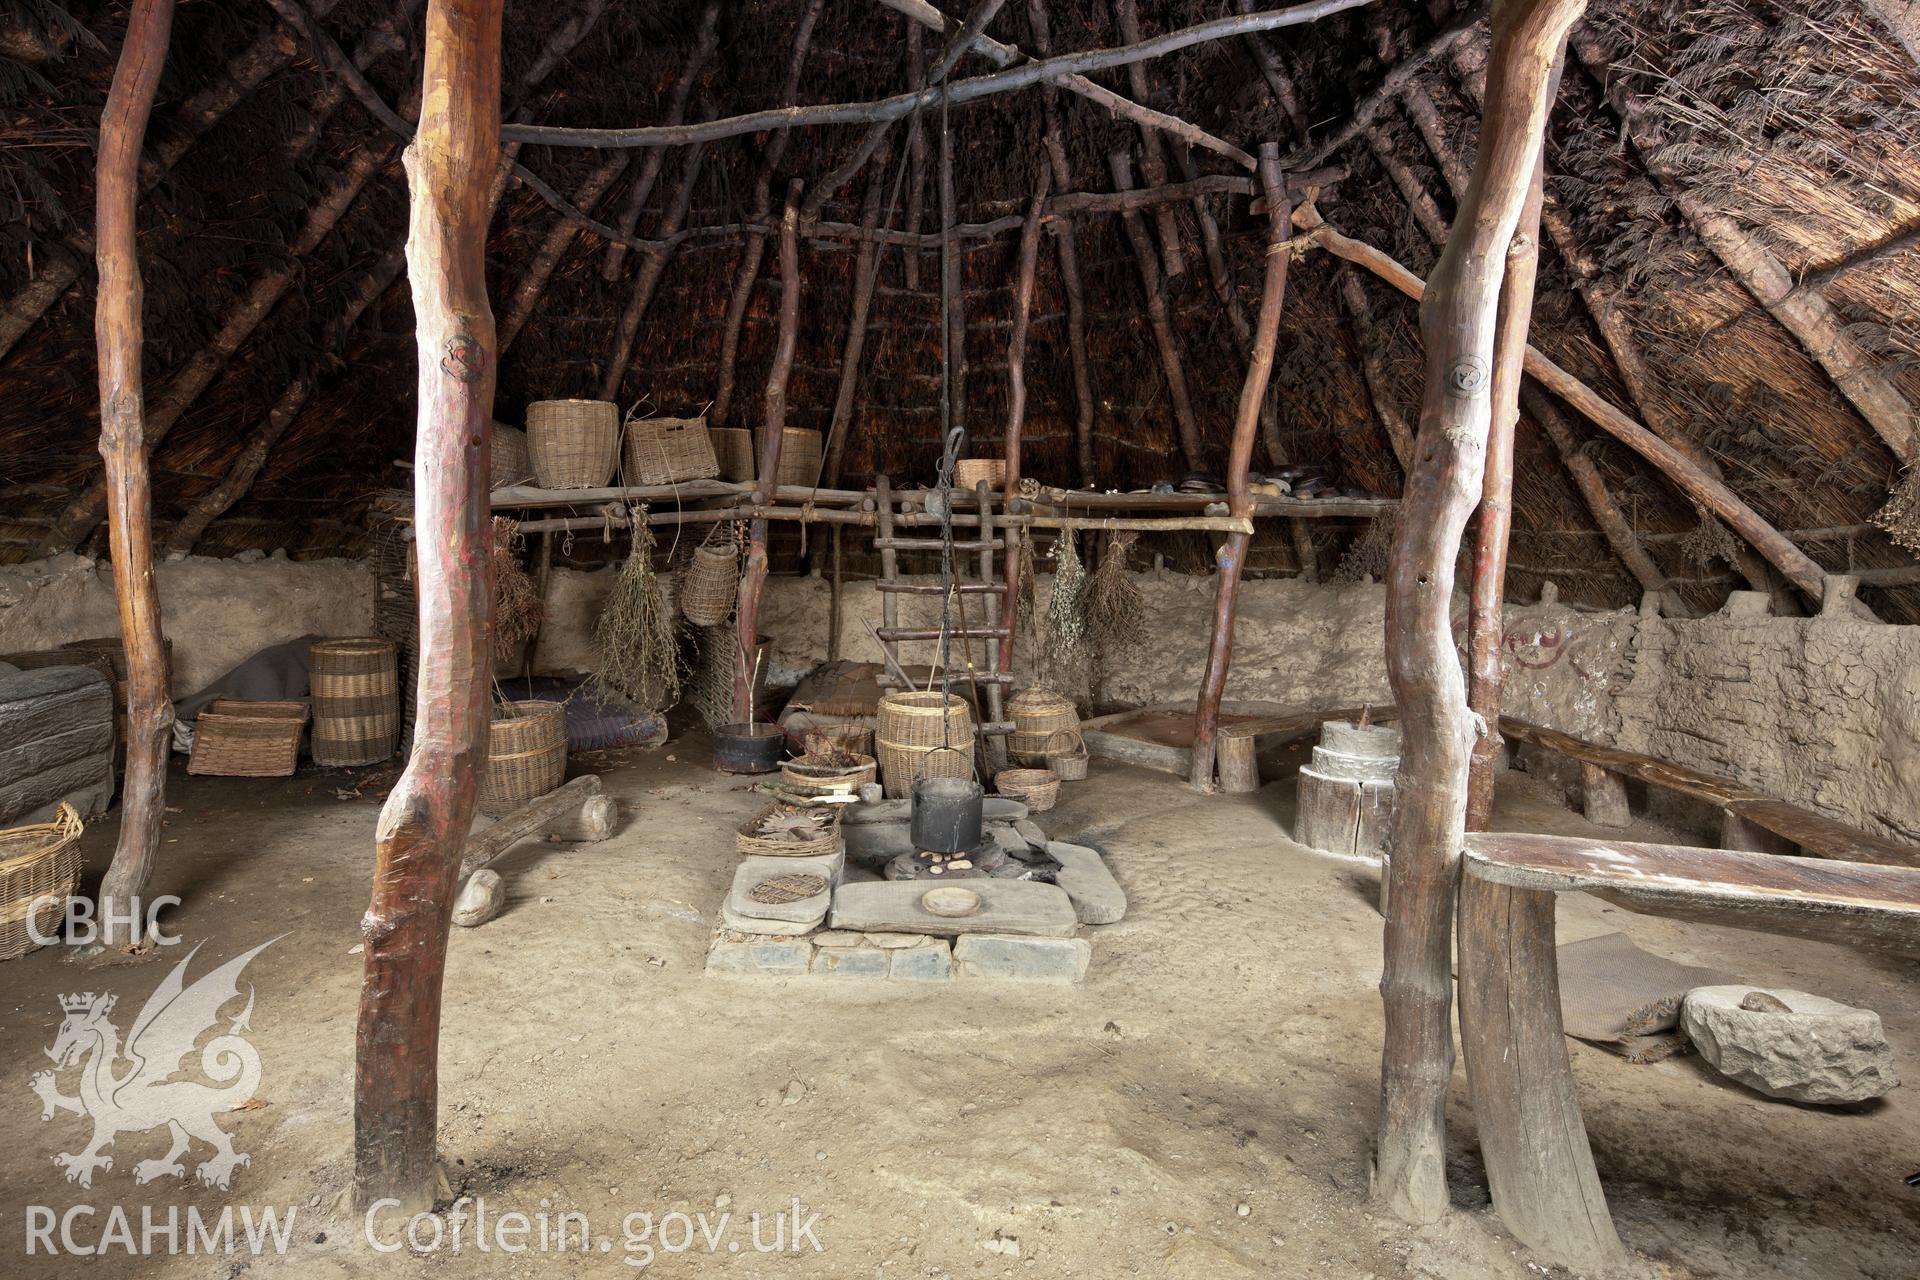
[478,700,568,817]
[709,427,756,482]
[994,767,1060,813]
[680,526,739,627]
[1043,727,1089,781]
[1007,686,1079,765]
[953,458,1007,491]
[0,804,83,961]
[528,399,619,489]
[874,691,973,798]
[623,412,720,486]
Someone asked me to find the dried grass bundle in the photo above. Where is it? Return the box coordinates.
[1043,529,1088,693]
[592,510,682,710]
[1333,511,1397,584]
[1679,514,1741,568]
[490,518,542,662]
[1084,531,1146,661]
[1873,467,1920,554]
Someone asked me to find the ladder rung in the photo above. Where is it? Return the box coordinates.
[875,626,1009,642]
[874,581,1002,595]
[872,536,1004,552]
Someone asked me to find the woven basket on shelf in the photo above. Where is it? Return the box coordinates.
[309,637,399,766]
[478,700,567,817]
[1044,727,1089,781]
[735,803,839,857]
[709,427,756,482]
[680,527,739,627]
[802,724,873,757]
[491,424,533,489]
[995,767,1060,812]
[755,427,823,489]
[779,754,877,798]
[623,414,719,486]
[188,700,308,777]
[874,691,973,798]
[1006,686,1079,765]
[528,399,619,489]
[0,804,83,961]
[953,458,1007,490]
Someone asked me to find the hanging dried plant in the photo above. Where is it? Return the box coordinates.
[592,508,682,710]
[490,517,543,662]
[1872,466,1920,554]
[1043,528,1089,693]
[1332,510,1397,584]
[1015,527,1039,652]
[1084,530,1147,661]
[1679,513,1740,568]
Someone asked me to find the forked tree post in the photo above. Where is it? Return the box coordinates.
[1187,144,1289,790]
[1374,0,1587,1226]
[92,0,177,949]
[354,0,502,1215]
[1465,72,1554,831]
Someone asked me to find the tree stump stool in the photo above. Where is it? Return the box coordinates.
[1295,720,1400,863]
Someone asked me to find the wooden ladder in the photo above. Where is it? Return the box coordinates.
[873,474,1013,772]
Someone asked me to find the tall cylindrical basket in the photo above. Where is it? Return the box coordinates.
[874,691,974,798]
[1007,686,1079,765]
[478,700,568,817]
[309,637,399,766]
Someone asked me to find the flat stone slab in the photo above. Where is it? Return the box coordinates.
[829,879,1077,938]
[1047,842,1126,924]
[954,933,1091,982]
[719,904,815,936]
[811,946,890,978]
[706,934,813,976]
[727,851,843,925]
[888,940,953,981]
[1682,985,1899,1104]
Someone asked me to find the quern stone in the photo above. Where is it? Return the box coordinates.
[1681,985,1899,1104]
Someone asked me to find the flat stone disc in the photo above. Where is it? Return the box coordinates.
[920,886,981,918]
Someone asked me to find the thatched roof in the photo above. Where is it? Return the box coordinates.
[2,0,1916,616]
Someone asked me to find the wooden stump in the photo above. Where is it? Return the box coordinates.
[1458,871,1632,1276]
[1580,763,1631,829]
[1217,731,1260,794]
[1295,720,1399,856]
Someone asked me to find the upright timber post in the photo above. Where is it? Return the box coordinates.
[734,180,804,722]
[1187,144,1290,790]
[92,0,177,948]
[1375,0,1586,1226]
[354,0,502,1216]
[1465,102,1551,831]
[999,175,1049,676]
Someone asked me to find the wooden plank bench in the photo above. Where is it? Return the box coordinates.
[1499,717,1920,869]
[1457,832,1920,1276]
[1080,701,1380,789]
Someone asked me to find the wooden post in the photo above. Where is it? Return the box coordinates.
[1374,0,1585,1226]
[1000,176,1048,675]
[354,0,501,1216]
[1109,149,1204,471]
[1187,145,1290,790]
[1466,70,1554,831]
[91,0,177,949]
[734,181,803,722]
[1110,0,1186,277]
[823,151,889,486]
[597,139,709,402]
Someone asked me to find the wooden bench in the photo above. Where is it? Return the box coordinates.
[1079,701,1380,790]
[1457,832,1920,1276]
[1499,717,1919,869]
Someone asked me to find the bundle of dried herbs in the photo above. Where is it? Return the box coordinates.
[592,507,681,710]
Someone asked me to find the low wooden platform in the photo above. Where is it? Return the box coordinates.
[1499,717,1919,868]
[1080,701,1378,782]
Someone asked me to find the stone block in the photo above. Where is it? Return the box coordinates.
[953,933,1091,983]
[705,934,814,976]
[889,941,953,982]
[811,946,889,978]
[720,904,815,936]
[1682,985,1899,1104]
[1047,842,1126,924]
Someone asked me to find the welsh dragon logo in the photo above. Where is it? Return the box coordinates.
[30,938,279,1190]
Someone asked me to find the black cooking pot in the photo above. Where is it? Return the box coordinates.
[713,722,785,774]
[910,774,984,854]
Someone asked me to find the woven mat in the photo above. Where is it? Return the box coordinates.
[1556,932,1735,1063]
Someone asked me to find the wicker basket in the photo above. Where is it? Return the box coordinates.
[1044,728,1089,781]
[528,399,619,489]
[736,803,839,857]
[188,700,309,777]
[874,691,974,798]
[780,754,878,797]
[1007,686,1080,765]
[309,637,399,766]
[709,427,756,482]
[680,529,739,627]
[491,424,533,489]
[0,804,83,961]
[478,700,568,817]
[953,458,1007,490]
[624,414,720,486]
[995,767,1060,812]
[756,427,823,489]
[802,724,873,757]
